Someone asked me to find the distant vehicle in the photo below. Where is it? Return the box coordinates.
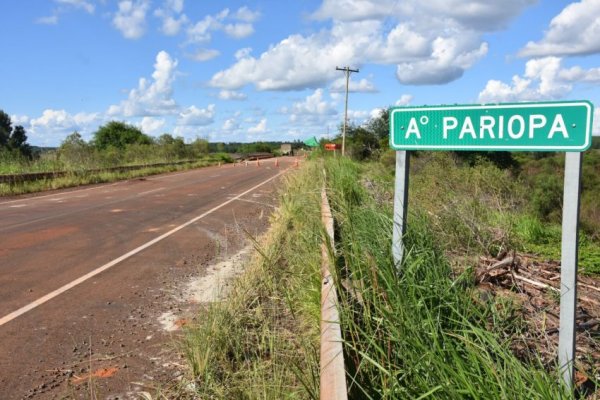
[280,143,292,155]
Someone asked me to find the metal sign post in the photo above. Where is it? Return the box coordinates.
[558,152,583,390]
[392,151,410,267]
[388,100,593,392]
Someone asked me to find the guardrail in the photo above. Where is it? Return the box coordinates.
[0,159,216,184]
[320,186,348,400]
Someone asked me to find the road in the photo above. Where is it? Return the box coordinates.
[0,157,294,399]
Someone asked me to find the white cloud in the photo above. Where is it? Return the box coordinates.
[177,105,215,126]
[165,0,184,14]
[347,109,369,121]
[477,57,600,103]
[520,0,600,57]
[211,0,534,90]
[55,0,95,14]
[234,6,260,22]
[235,47,252,60]
[222,118,240,131]
[161,14,189,35]
[248,118,267,134]
[28,109,101,144]
[395,94,413,106]
[154,0,188,36]
[224,23,254,39]
[36,15,59,25]
[286,89,337,116]
[108,51,179,117]
[10,115,31,126]
[113,0,150,40]
[186,7,259,44]
[218,90,247,100]
[188,48,220,62]
[594,108,600,136]
[396,37,488,85]
[138,117,166,135]
[330,77,377,93]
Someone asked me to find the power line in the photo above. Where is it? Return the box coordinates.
[336,66,359,156]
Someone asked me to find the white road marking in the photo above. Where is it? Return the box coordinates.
[0,169,287,327]
[9,204,27,208]
[137,187,165,196]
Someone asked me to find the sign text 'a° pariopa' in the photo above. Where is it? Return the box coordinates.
[389,101,594,152]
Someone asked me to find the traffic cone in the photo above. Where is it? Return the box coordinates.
[218,162,221,167]
[294,159,299,168]
[275,158,279,167]
[245,160,248,167]
[257,158,260,167]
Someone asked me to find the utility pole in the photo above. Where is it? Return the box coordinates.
[336,66,359,156]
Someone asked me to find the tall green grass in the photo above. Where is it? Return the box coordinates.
[324,157,568,399]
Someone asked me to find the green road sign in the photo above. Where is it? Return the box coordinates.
[389,101,594,152]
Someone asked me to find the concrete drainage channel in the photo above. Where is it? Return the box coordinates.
[320,185,349,400]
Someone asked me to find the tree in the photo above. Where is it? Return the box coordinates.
[0,109,32,158]
[92,121,153,150]
[0,110,11,146]
[59,132,91,166]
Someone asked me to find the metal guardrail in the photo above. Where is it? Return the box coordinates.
[0,159,216,184]
[320,186,348,400]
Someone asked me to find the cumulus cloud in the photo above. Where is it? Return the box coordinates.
[113,0,150,39]
[108,51,179,117]
[478,56,600,103]
[395,94,413,106]
[330,77,377,93]
[222,118,240,131]
[188,48,220,62]
[248,118,267,134]
[154,0,188,36]
[218,90,247,100]
[138,117,166,135]
[27,109,101,144]
[519,0,600,57]
[223,23,254,39]
[186,6,260,44]
[177,105,215,126]
[211,0,534,90]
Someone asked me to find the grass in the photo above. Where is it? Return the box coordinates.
[0,158,226,196]
[179,154,579,399]
[180,160,323,399]
[324,156,568,399]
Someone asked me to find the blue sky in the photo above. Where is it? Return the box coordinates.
[1,0,600,146]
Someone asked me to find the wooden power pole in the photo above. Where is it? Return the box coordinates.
[336,66,359,156]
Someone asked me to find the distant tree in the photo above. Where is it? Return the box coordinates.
[0,109,33,158]
[0,110,11,146]
[190,137,209,156]
[157,133,176,145]
[347,125,379,160]
[59,131,91,166]
[92,121,153,150]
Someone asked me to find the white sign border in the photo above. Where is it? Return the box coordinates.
[390,101,593,152]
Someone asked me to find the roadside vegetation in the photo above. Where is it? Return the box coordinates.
[179,108,599,398]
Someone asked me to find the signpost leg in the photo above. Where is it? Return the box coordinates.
[558,151,583,392]
[392,151,410,268]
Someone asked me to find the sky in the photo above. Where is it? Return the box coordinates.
[1,0,600,147]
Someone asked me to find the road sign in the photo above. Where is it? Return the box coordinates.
[390,101,593,152]
[325,143,340,150]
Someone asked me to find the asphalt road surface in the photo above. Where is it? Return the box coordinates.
[0,157,294,399]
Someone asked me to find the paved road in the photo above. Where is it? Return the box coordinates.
[0,158,294,399]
